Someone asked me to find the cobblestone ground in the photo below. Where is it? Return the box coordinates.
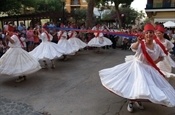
[0,96,43,115]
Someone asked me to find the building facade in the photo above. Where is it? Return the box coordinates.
[65,0,88,13]
[145,0,175,22]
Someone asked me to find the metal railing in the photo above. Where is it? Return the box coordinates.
[146,2,175,9]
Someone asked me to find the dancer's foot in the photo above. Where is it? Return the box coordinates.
[23,76,27,80]
[42,64,48,69]
[127,102,134,112]
[135,101,144,110]
[15,76,25,83]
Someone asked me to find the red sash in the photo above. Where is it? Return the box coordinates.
[15,34,24,47]
[69,31,74,38]
[140,41,165,77]
[45,32,50,41]
[95,32,100,37]
[154,37,168,55]
[58,31,64,40]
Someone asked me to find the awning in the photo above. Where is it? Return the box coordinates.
[163,21,175,27]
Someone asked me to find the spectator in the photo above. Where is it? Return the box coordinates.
[26,26,34,51]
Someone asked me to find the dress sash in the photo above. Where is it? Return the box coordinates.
[69,31,74,38]
[141,41,165,77]
[154,37,168,55]
[58,31,64,40]
[45,32,50,41]
[14,33,24,47]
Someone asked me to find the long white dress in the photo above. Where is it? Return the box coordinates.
[68,31,87,51]
[57,31,77,55]
[87,26,112,47]
[29,32,63,60]
[125,39,175,78]
[0,34,41,77]
[99,42,175,107]
[156,39,175,78]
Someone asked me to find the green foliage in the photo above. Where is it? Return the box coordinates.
[0,0,21,15]
[73,9,87,20]
[35,0,64,12]
[0,0,64,15]
[120,7,138,25]
[94,0,134,28]
[69,9,87,24]
[102,6,145,27]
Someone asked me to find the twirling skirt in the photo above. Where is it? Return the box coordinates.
[29,42,63,60]
[88,37,112,47]
[99,58,175,107]
[68,37,87,51]
[0,48,41,77]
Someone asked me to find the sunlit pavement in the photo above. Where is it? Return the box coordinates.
[0,48,175,115]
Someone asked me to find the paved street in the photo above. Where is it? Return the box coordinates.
[0,48,175,115]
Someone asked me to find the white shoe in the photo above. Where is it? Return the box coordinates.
[15,76,25,83]
[42,64,48,69]
[127,102,134,112]
[135,102,144,110]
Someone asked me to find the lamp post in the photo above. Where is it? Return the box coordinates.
[121,14,125,28]
[98,6,104,21]
[61,0,65,24]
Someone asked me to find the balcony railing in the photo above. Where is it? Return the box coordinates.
[146,2,175,9]
[71,0,80,5]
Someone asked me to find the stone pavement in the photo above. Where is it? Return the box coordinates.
[0,48,175,115]
[0,96,42,115]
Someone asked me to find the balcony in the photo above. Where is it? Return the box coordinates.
[71,0,80,6]
[146,2,175,9]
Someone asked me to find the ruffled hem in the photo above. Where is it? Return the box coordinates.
[99,59,175,107]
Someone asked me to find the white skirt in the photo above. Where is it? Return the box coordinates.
[125,55,175,78]
[0,48,41,77]
[68,37,87,51]
[57,39,77,55]
[157,54,175,78]
[88,37,112,47]
[99,58,175,107]
[29,42,63,60]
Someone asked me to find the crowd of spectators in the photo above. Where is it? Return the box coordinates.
[0,21,175,58]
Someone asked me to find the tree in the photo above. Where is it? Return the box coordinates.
[85,0,95,28]
[0,0,36,15]
[102,6,142,28]
[35,0,64,12]
[100,0,134,28]
[120,7,138,28]
[0,0,64,15]
[73,9,87,24]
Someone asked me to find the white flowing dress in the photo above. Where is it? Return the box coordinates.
[29,32,63,60]
[57,31,77,55]
[99,42,175,107]
[0,35,41,77]
[88,33,112,47]
[125,39,175,78]
[68,31,87,51]
[87,26,112,47]
[156,39,175,78]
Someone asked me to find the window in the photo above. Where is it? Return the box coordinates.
[71,0,80,5]
[163,0,171,8]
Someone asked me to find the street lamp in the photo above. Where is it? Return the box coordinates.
[61,0,65,24]
[98,6,104,21]
[121,14,125,28]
